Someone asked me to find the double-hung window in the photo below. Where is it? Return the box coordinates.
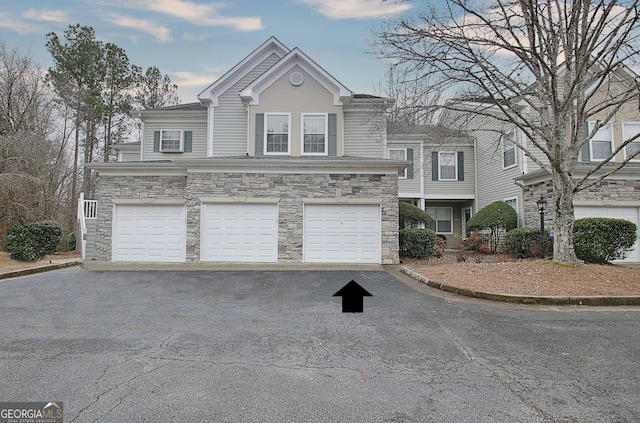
[588,121,613,161]
[502,130,516,169]
[439,152,457,181]
[266,113,290,154]
[622,122,640,161]
[425,207,453,234]
[160,130,182,152]
[302,114,327,154]
[388,148,407,179]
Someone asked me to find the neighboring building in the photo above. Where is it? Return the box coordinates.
[438,67,640,262]
[84,37,406,265]
[387,123,475,248]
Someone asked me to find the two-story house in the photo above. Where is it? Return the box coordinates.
[84,37,407,265]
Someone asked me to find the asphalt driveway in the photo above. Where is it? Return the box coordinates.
[0,268,638,422]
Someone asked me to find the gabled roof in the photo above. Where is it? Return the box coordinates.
[198,36,289,106]
[239,47,353,106]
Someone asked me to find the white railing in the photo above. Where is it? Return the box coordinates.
[77,194,97,260]
[84,199,98,219]
[77,193,87,260]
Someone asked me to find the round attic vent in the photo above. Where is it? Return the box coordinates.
[290,71,304,86]
[609,85,621,97]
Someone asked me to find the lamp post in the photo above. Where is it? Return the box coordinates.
[536,196,547,259]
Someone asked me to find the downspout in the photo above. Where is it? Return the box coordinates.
[246,104,250,155]
[474,136,479,213]
[420,141,425,209]
[138,112,145,161]
[207,105,215,157]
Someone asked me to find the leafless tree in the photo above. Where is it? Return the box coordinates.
[0,41,73,246]
[375,0,640,263]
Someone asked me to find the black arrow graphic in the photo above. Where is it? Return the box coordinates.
[333,280,372,313]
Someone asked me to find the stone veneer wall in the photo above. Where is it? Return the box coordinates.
[522,179,640,228]
[186,172,399,264]
[92,172,399,264]
[92,175,187,261]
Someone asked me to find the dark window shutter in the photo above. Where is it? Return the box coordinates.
[255,113,264,156]
[184,131,192,152]
[406,148,414,179]
[581,122,591,161]
[457,151,464,181]
[328,113,337,156]
[432,151,439,181]
[153,131,160,152]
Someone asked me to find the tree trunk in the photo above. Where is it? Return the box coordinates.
[551,169,579,263]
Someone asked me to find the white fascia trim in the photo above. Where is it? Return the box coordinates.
[424,194,476,200]
[185,166,399,175]
[240,49,352,106]
[86,163,186,177]
[198,37,289,106]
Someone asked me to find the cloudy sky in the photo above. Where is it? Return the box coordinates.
[0,0,418,102]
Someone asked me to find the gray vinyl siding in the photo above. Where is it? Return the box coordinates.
[388,142,421,193]
[343,110,384,158]
[212,53,282,157]
[469,121,524,226]
[143,120,207,160]
[424,144,475,197]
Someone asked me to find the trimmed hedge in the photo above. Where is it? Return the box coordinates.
[467,201,517,252]
[399,201,433,229]
[505,227,553,259]
[399,228,440,259]
[574,217,637,263]
[6,221,62,261]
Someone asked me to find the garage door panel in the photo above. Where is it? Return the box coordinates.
[201,203,278,262]
[574,206,639,262]
[113,205,186,263]
[304,204,381,263]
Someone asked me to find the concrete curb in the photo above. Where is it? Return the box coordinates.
[0,260,82,281]
[400,266,640,306]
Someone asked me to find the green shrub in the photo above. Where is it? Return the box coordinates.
[573,218,637,264]
[68,231,77,252]
[505,227,553,259]
[6,221,62,262]
[467,201,517,252]
[399,228,440,259]
[399,202,433,229]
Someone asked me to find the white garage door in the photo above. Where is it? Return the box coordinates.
[201,203,278,262]
[112,205,186,262]
[304,204,381,263]
[574,206,640,262]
